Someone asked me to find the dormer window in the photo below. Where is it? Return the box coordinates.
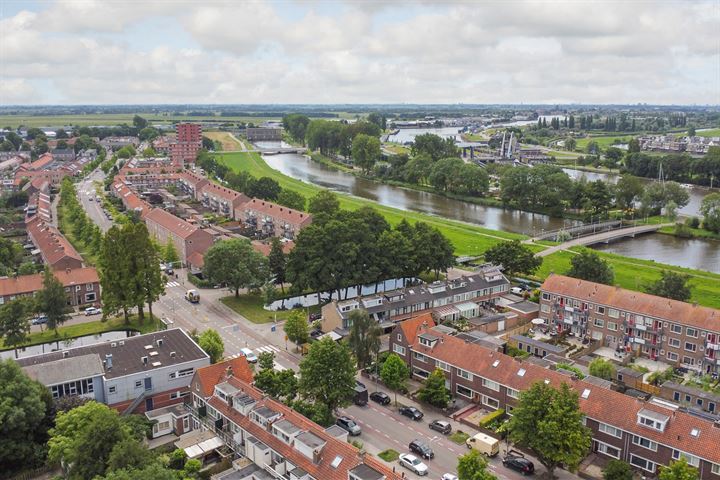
[637,409,669,432]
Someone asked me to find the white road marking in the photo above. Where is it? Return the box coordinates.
[166,281,180,287]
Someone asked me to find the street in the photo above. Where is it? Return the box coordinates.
[77,168,114,232]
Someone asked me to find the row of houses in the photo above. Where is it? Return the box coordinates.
[539,274,720,375]
[639,135,720,155]
[0,267,100,308]
[389,314,720,480]
[1,150,99,192]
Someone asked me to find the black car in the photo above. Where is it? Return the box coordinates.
[503,452,534,475]
[428,419,452,434]
[399,406,424,421]
[409,439,434,460]
[370,391,391,405]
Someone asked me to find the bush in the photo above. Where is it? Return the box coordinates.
[686,216,700,229]
[187,272,213,288]
[506,344,530,359]
[556,363,585,379]
[478,408,506,428]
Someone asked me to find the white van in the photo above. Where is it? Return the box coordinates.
[466,432,500,457]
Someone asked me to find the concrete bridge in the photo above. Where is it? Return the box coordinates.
[256,147,308,155]
[533,223,672,257]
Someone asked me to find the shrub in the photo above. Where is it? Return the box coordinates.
[478,408,506,428]
[557,363,585,379]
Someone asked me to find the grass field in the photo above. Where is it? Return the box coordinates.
[204,131,244,151]
[0,314,159,350]
[220,293,319,324]
[575,135,635,151]
[217,151,527,256]
[696,128,720,138]
[534,247,720,309]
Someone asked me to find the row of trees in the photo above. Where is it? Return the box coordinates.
[60,179,105,256]
[305,119,382,157]
[624,148,720,187]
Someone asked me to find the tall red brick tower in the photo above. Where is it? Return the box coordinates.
[171,123,202,167]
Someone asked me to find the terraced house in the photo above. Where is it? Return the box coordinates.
[539,274,720,375]
[390,314,720,479]
[187,359,403,480]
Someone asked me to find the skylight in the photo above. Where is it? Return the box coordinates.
[331,455,343,468]
[581,389,591,399]
[492,360,500,368]
[517,368,526,377]
[690,428,700,438]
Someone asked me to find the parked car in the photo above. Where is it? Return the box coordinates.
[239,347,258,363]
[409,439,434,459]
[503,452,535,475]
[429,419,452,434]
[336,416,361,436]
[353,382,368,406]
[31,315,48,325]
[399,406,424,421]
[370,391,391,405]
[84,307,101,316]
[510,286,524,295]
[442,475,459,480]
[398,454,428,476]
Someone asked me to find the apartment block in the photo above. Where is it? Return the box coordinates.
[0,267,100,307]
[390,314,720,479]
[171,123,202,165]
[198,182,250,219]
[17,329,210,414]
[237,198,312,240]
[539,274,720,374]
[144,208,215,265]
[186,359,403,480]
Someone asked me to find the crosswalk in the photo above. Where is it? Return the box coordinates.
[255,344,280,354]
[166,281,180,288]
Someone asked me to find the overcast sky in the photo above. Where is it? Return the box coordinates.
[1,0,718,105]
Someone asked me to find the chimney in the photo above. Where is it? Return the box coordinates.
[142,356,148,366]
[156,338,163,347]
[105,354,113,370]
[66,268,71,275]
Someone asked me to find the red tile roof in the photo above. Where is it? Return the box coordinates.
[113,180,150,217]
[406,320,720,464]
[144,208,200,239]
[0,267,99,297]
[25,216,83,268]
[399,312,436,344]
[193,357,254,398]
[240,198,313,228]
[541,274,720,332]
[187,251,204,269]
[251,240,295,257]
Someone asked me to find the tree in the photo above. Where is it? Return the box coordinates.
[508,382,591,479]
[106,437,153,472]
[298,337,356,413]
[0,298,31,355]
[138,127,159,142]
[567,250,614,285]
[268,236,287,293]
[204,239,269,297]
[283,310,309,350]
[0,359,52,473]
[688,126,696,137]
[659,458,699,480]
[347,309,381,369]
[646,270,692,302]
[95,463,178,480]
[198,329,224,363]
[308,190,340,216]
[164,240,179,265]
[380,353,409,406]
[100,225,140,322]
[614,175,644,211]
[411,133,459,161]
[484,240,542,278]
[248,177,282,201]
[131,222,164,322]
[458,449,497,480]
[48,401,130,480]
[367,112,387,130]
[282,114,311,144]
[565,137,576,152]
[589,358,616,380]
[700,192,720,233]
[37,268,71,334]
[418,368,450,408]
[603,460,634,480]
[132,115,148,129]
[351,133,381,174]
[277,189,306,211]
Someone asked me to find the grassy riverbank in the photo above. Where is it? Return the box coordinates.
[217,151,528,256]
[658,224,720,241]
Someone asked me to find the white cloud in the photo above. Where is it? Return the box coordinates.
[0,0,717,104]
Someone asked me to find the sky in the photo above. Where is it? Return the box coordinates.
[0,0,718,105]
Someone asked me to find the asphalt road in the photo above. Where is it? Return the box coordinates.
[77,168,113,232]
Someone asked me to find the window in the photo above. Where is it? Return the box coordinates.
[507,388,520,399]
[436,360,450,372]
[682,356,696,366]
[542,293,550,301]
[109,386,116,394]
[86,283,94,291]
[456,368,472,380]
[597,306,605,315]
[697,398,703,407]
[710,402,716,413]
[673,392,681,401]
[632,435,658,451]
[594,318,604,328]
[686,328,698,338]
[482,378,500,391]
[397,333,402,342]
[667,351,679,361]
[541,304,550,313]
[608,308,619,318]
[85,293,96,302]
[135,380,142,389]
[170,391,190,400]
[457,384,474,398]
[670,324,682,334]
[596,441,620,459]
[685,342,697,352]
[598,422,622,438]
[672,451,700,468]
[668,338,681,348]
[711,464,720,476]
[607,322,617,331]
[414,352,428,362]
[393,344,405,355]
[638,414,665,431]
[482,395,499,409]
[630,455,656,473]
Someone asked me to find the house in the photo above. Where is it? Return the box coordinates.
[321,267,510,334]
[51,149,76,162]
[144,208,215,265]
[112,179,151,217]
[100,136,139,151]
[390,314,720,479]
[659,381,720,418]
[0,267,101,308]
[186,359,403,480]
[540,274,720,374]
[237,198,312,240]
[25,216,85,271]
[17,328,210,414]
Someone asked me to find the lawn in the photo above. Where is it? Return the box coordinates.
[658,225,720,240]
[217,151,527,257]
[695,128,720,138]
[220,293,317,324]
[575,135,635,151]
[534,247,720,309]
[204,131,244,151]
[449,430,470,445]
[378,449,400,462]
[0,314,160,350]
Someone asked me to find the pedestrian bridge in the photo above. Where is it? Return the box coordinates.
[256,147,308,155]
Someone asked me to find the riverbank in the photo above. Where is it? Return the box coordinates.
[218,152,720,309]
[657,224,720,241]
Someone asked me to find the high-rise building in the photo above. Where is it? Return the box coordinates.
[171,123,202,166]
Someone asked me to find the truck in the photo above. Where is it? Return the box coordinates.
[353,381,368,406]
[465,432,500,457]
[185,289,200,303]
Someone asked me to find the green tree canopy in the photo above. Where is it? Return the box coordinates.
[603,459,634,480]
[277,189,306,211]
[589,358,616,380]
[458,449,497,480]
[282,114,311,144]
[37,268,71,333]
[204,238,269,297]
[347,308,381,369]
[614,175,644,211]
[508,382,591,479]
[645,270,692,302]
[299,337,356,413]
[418,368,450,408]
[484,240,542,278]
[411,133,459,161]
[700,192,720,233]
[659,458,699,480]
[567,250,614,285]
[268,236,287,293]
[308,190,340,216]
[198,329,224,363]
[380,353,409,405]
[284,310,309,350]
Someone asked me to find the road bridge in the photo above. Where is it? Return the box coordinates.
[533,223,672,257]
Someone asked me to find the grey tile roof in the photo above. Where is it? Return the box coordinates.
[21,353,104,385]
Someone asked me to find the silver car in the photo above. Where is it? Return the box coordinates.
[399,453,428,476]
